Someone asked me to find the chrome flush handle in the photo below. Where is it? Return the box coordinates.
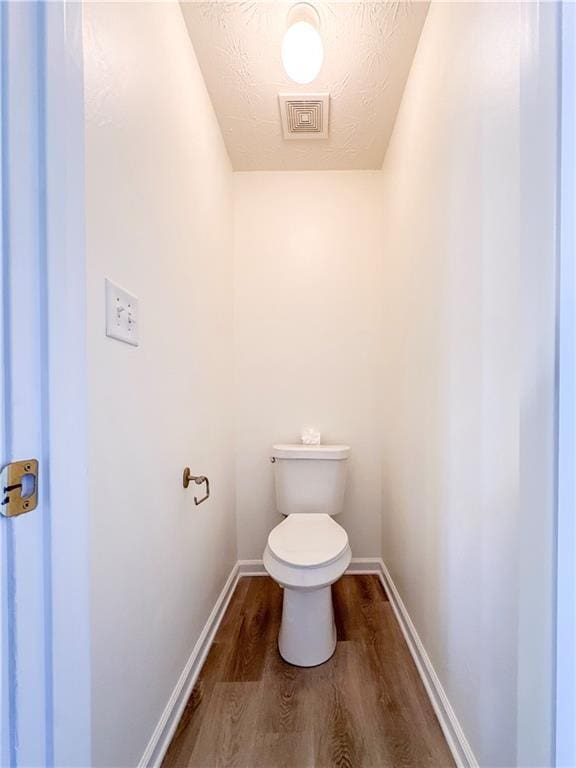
[182,468,210,505]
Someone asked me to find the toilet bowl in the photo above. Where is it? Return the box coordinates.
[263,443,351,667]
[264,513,351,666]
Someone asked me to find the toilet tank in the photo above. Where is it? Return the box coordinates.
[271,444,350,516]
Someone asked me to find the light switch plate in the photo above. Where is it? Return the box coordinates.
[105,278,139,346]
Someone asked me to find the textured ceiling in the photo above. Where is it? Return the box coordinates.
[180,2,428,171]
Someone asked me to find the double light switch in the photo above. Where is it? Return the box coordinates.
[105,278,139,346]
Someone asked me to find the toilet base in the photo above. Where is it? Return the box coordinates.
[278,585,336,667]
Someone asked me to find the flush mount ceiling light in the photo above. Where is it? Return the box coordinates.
[281,3,324,85]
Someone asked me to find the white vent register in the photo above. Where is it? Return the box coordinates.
[278,93,330,140]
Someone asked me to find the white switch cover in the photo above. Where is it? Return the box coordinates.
[105,279,139,346]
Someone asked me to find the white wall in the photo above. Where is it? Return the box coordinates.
[83,3,236,765]
[233,172,384,560]
[379,3,557,766]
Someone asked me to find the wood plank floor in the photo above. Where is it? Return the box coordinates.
[162,576,455,768]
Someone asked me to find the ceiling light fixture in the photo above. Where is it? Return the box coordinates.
[281,3,324,86]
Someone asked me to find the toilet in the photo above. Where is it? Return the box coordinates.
[263,443,351,667]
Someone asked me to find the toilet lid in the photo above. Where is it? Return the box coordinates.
[267,514,349,568]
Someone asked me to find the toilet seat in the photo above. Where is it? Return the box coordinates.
[264,514,351,591]
[267,513,348,568]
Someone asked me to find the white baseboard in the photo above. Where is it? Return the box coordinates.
[377,559,478,768]
[345,557,382,574]
[140,557,476,768]
[237,557,382,576]
[138,562,240,768]
[237,558,266,575]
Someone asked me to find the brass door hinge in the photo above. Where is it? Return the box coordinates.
[0,459,39,517]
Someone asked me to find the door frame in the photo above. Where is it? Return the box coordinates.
[556,3,576,766]
[1,2,91,765]
[43,3,91,764]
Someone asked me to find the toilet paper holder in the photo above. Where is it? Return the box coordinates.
[182,468,210,505]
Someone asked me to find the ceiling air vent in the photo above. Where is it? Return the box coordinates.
[278,93,330,140]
